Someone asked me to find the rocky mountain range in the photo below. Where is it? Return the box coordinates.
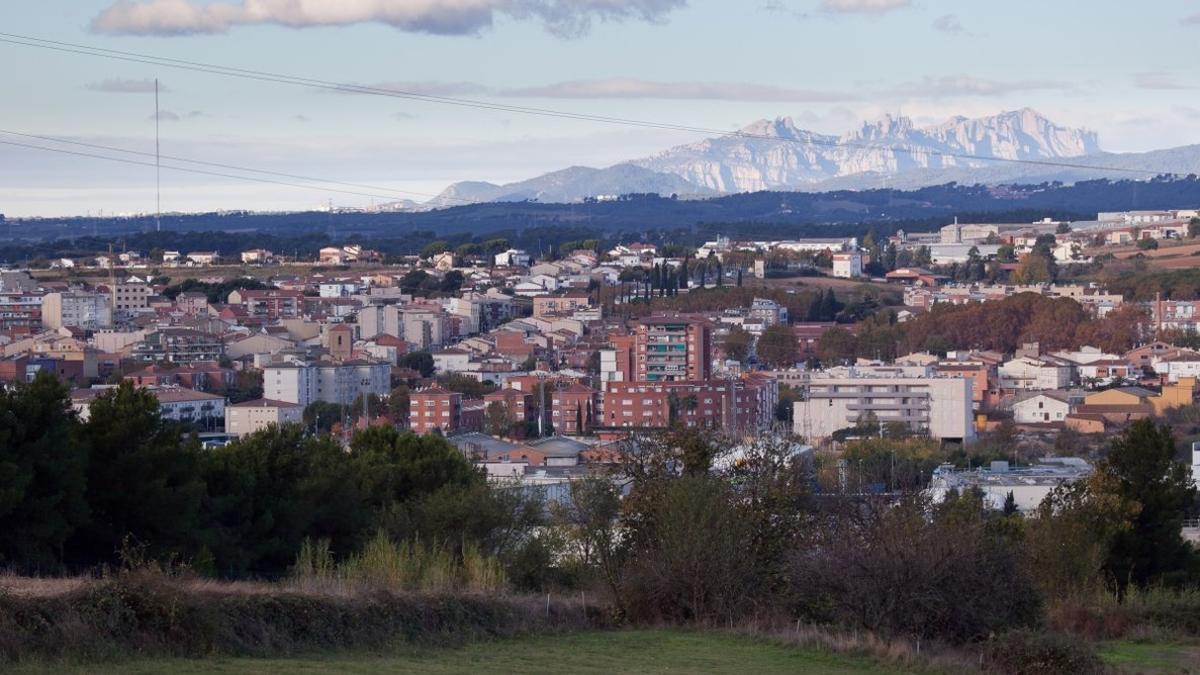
[424,109,1192,207]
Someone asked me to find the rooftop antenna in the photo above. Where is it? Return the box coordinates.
[155,78,162,233]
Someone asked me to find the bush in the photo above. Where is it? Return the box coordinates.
[0,572,595,663]
[790,494,1041,643]
[983,629,1104,675]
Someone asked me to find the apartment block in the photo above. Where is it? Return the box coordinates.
[41,291,112,330]
[793,375,974,441]
[409,386,463,435]
[263,360,390,407]
[634,317,711,382]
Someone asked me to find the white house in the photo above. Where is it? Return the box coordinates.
[1012,393,1072,424]
[432,348,472,374]
[998,356,1072,390]
[1155,351,1200,383]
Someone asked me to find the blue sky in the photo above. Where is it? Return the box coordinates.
[2,0,1199,216]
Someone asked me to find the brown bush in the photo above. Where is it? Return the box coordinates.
[0,571,601,663]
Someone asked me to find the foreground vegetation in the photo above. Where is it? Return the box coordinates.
[4,373,1200,672]
[8,629,908,675]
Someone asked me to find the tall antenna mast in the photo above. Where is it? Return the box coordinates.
[155,78,161,233]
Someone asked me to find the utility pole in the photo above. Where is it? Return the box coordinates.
[155,78,162,233]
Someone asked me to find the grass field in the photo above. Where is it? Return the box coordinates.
[10,630,907,675]
[1100,640,1200,673]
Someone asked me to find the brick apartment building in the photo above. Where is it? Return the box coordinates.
[550,383,598,435]
[409,386,463,435]
[483,388,535,424]
[634,317,712,382]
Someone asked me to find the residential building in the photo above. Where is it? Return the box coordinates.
[226,399,304,437]
[41,290,112,330]
[832,252,863,279]
[228,289,305,320]
[131,328,224,364]
[634,317,712,382]
[263,360,390,407]
[0,292,42,331]
[409,387,463,435]
[1012,392,1075,424]
[793,374,974,441]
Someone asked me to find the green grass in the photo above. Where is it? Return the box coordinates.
[1100,640,1200,673]
[10,629,906,674]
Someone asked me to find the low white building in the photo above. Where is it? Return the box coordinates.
[226,399,304,437]
[1011,392,1073,424]
[999,356,1072,390]
[927,458,1092,513]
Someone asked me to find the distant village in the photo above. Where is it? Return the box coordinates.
[3,207,1200,510]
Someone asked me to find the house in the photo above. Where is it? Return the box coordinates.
[1012,392,1074,424]
[1154,351,1200,383]
[432,348,472,374]
[240,249,274,264]
[186,251,219,266]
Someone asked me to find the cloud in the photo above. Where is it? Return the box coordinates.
[931,14,962,33]
[148,109,206,122]
[90,0,687,37]
[392,112,417,120]
[890,75,1070,98]
[86,78,169,93]
[820,0,911,14]
[1134,72,1195,91]
[502,77,855,101]
[1183,12,1200,24]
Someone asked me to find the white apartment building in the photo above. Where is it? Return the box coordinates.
[793,374,974,441]
[226,398,304,437]
[41,291,113,330]
[263,360,390,407]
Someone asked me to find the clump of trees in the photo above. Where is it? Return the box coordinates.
[0,375,544,582]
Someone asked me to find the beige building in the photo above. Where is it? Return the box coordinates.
[226,399,304,437]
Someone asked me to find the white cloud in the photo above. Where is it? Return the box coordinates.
[820,0,911,14]
[931,14,963,33]
[86,78,169,93]
[503,78,856,101]
[90,0,687,37]
[890,75,1070,98]
[1133,72,1195,91]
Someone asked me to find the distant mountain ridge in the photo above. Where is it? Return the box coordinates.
[429,108,1195,206]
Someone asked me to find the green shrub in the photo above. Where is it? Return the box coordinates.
[984,630,1104,675]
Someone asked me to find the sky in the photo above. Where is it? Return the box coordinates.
[2,0,1200,217]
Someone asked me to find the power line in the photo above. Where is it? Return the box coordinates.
[0,137,435,203]
[0,128,466,203]
[0,31,1168,178]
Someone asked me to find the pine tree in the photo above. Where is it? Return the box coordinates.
[1003,491,1017,516]
[736,268,743,287]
